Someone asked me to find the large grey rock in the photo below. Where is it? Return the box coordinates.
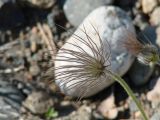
[63,0,114,26]
[55,6,135,97]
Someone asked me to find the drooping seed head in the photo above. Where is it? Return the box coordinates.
[54,23,113,98]
[137,44,160,65]
[122,28,160,66]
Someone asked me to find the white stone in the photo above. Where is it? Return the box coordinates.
[55,6,135,97]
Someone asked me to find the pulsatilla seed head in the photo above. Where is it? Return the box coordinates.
[137,44,160,65]
[122,28,160,66]
[54,23,113,98]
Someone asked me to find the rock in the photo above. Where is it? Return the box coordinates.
[147,77,160,104]
[156,26,160,47]
[29,62,40,76]
[0,97,19,120]
[63,0,113,26]
[54,105,92,120]
[129,99,139,112]
[151,112,160,120]
[55,6,135,97]
[22,91,54,114]
[0,80,25,120]
[0,80,25,109]
[150,7,160,26]
[0,0,10,8]
[142,0,158,14]
[133,13,148,30]
[98,94,118,119]
[128,56,154,86]
[30,39,37,53]
[19,114,41,120]
[18,0,56,8]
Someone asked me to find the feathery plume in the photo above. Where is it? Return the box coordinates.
[54,23,112,99]
[122,28,159,66]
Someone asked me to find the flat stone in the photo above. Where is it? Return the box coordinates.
[55,6,136,97]
[63,0,113,26]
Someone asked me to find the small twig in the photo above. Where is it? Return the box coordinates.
[37,23,57,60]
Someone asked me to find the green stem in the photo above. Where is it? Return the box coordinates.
[109,72,148,120]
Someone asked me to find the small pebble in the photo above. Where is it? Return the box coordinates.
[129,99,139,112]
[29,63,40,76]
[142,0,158,14]
[147,77,160,104]
[98,94,118,119]
[22,91,54,114]
[150,7,160,26]
[156,26,160,46]
[30,40,37,53]
[54,105,92,120]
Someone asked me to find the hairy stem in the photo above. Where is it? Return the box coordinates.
[109,71,148,120]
